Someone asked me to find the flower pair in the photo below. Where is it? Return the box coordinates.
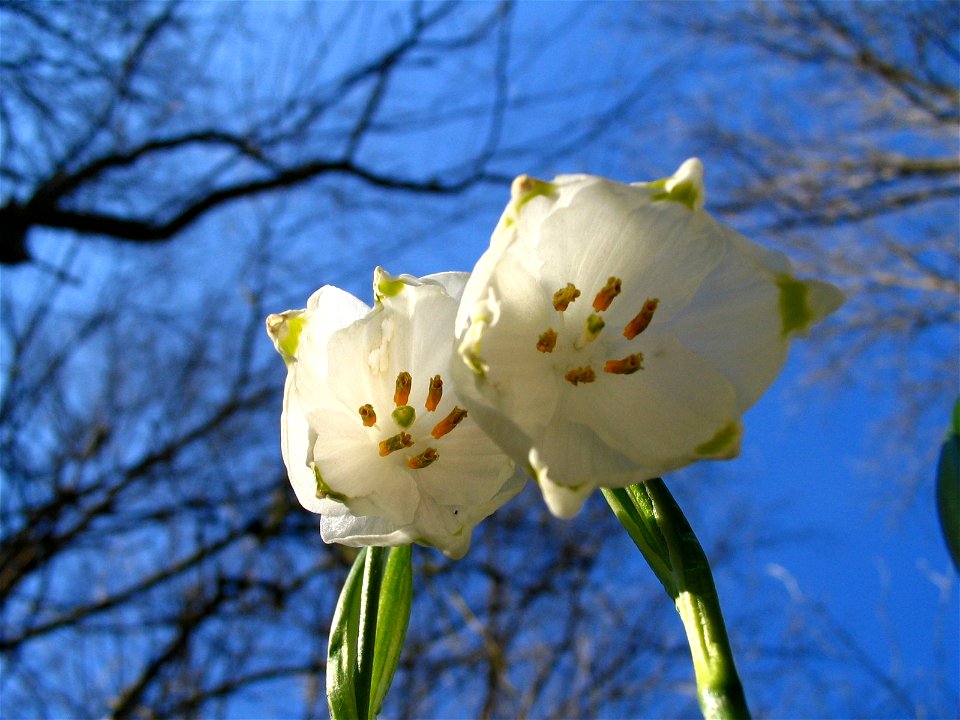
[267,160,843,558]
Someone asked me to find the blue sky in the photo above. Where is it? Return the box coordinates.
[2,2,956,717]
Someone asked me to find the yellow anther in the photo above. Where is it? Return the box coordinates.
[358,404,377,427]
[379,432,414,457]
[425,375,443,411]
[394,371,412,406]
[564,365,597,386]
[407,448,439,470]
[623,298,659,340]
[431,406,468,439]
[552,283,581,312]
[593,277,622,312]
[536,328,558,353]
[604,353,644,375]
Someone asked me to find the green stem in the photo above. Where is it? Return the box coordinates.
[356,546,385,720]
[603,480,751,720]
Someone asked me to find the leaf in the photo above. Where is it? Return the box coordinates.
[326,548,366,720]
[369,545,413,718]
[936,398,960,572]
[326,546,414,720]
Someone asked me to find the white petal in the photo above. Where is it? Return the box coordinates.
[584,331,740,468]
[293,285,371,414]
[272,268,518,558]
[422,271,470,301]
[280,374,326,514]
[534,181,726,329]
[320,513,414,549]
[669,227,789,412]
[309,406,420,526]
[417,421,515,508]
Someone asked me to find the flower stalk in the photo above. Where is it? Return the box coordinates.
[603,480,750,719]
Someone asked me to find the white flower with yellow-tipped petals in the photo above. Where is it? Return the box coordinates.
[267,268,521,559]
[452,159,844,518]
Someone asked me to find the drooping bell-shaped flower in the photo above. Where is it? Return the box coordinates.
[452,159,844,518]
[267,268,521,559]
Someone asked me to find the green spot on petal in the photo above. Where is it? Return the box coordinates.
[278,314,306,358]
[695,421,741,458]
[507,175,557,223]
[377,277,405,298]
[313,465,347,503]
[651,179,699,210]
[776,275,813,336]
[392,405,416,428]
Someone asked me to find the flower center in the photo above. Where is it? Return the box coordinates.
[536,277,659,386]
[358,371,468,469]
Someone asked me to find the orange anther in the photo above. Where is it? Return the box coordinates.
[623,298,659,340]
[425,375,443,411]
[552,283,581,312]
[407,448,439,469]
[603,353,644,375]
[394,371,412,406]
[431,407,468,439]
[564,366,597,386]
[358,404,377,427]
[379,432,413,456]
[592,277,622,312]
[536,328,558,353]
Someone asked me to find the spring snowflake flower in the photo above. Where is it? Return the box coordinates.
[452,159,844,518]
[267,268,521,559]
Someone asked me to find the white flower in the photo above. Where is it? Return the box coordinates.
[267,268,521,559]
[452,159,844,518]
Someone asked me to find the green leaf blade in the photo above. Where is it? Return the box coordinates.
[936,398,960,572]
[326,548,366,720]
[369,545,413,718]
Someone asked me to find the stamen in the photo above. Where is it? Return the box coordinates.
[379,432,414,456]
[392,405,416,428]
[358,404,377,427]
[394,371,412,406]
[604,353,644,375]
[623,298,659,339]
[552,283,581,312]
[593,277,622,312]
[564,366,597,385]
[536,328,558,353]
[425,375,443,411]
[407,448,439,469]
[431,406,468,439]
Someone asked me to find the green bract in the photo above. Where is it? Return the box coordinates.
[453,159,844,518]
[267,268,521,558]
